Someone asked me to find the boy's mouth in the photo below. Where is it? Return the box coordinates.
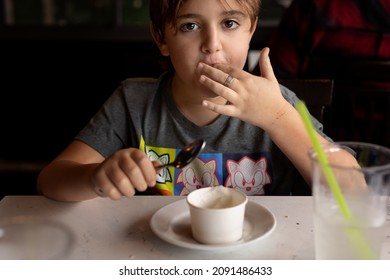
[202,58,225,67]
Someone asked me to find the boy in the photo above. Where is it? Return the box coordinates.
[37,0,353,201]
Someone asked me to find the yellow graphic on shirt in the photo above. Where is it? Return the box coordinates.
[140,136,176,195]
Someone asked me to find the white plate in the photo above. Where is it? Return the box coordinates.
[150,199,276,251]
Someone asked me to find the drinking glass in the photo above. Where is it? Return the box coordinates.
[309,142,390,259]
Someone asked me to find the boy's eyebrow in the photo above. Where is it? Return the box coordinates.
[176,10,247,21]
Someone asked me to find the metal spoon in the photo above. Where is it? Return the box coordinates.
[155,139,206,170]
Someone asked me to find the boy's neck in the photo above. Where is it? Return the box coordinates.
[177,100,222,127]
[171,77,227,127]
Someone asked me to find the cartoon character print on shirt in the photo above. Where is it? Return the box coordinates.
[225,156,271,195]
[147,150,172,184]
[144,146,177,195]
[176,157,220,195]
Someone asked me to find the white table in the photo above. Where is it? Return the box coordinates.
[0,195,389,260]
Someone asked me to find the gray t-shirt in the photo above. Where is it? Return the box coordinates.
[76,72,330,196]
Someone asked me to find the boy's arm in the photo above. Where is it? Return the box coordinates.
[37,140,104,201]
[37,140,158,202]
[200,48,358,185]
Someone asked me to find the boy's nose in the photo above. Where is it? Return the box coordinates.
[201,27,222,54]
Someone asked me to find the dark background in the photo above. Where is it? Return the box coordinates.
[0,0,286,198]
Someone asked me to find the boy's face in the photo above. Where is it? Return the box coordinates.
[156,0,256,98]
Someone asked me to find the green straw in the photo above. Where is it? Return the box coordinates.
[296,100,376,259]
[296,101,351,219]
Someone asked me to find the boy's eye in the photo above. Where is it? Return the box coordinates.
[224,20,239,29]
[180,22,199,32]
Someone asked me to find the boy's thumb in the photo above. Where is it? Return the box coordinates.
[258,47,276,80]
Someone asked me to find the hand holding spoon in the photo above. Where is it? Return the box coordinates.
[94,139,206,197]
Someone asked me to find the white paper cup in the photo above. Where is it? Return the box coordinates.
[186,186,248,244]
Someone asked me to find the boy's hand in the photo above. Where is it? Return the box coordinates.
[199,47,290,131]
[91,148,158,200]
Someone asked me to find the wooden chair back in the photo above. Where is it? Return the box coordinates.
[280,79,334,125]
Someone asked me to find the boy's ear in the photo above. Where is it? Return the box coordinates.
[150,22,170,57]
[250,17,258,37]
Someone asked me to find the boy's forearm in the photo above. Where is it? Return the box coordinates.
[266,105,359,186]
[37,160,99,202]
[265,105,325,184]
